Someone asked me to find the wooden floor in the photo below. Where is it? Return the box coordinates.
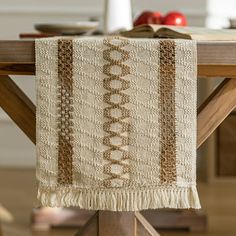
[0,169,236,236]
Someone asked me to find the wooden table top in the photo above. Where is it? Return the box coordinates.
[1,40,236,77]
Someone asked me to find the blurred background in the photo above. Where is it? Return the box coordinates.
[0,0,236,235]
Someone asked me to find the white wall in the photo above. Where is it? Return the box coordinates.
[0,0,208,167]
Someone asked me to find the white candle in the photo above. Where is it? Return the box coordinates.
[104,0,133,34]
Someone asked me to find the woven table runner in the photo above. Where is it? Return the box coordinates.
[35,36,200,211]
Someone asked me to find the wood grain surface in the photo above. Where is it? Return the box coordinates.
[1,41,236,77]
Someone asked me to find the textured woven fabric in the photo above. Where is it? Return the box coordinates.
[35,36,200,211]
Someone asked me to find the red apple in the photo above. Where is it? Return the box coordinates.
[134,11,163,26]
[162,11,187,26]
[147,12,163,24]
[134,11,153,26]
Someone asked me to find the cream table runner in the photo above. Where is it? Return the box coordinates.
[36,36,200,211]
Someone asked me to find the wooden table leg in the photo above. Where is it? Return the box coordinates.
[98,211,135,236]
[197,78,236,148]
[75,212,98,236]
[76,211,160,236]
[0,75,36,144]
[135,212,160,236]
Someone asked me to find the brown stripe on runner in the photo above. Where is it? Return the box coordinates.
[57,39,74,185]
[102,37,131,188]
[159,40,177,185]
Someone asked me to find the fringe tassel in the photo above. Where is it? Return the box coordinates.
[37,185,201,211]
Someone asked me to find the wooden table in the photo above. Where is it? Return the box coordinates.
[1,40,236,236]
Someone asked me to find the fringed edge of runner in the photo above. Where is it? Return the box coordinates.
[37,185,201,211]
